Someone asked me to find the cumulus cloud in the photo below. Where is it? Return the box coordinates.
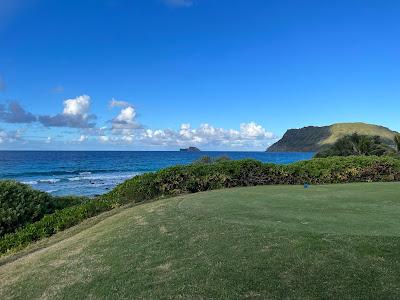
[38,95,96,128]
[0,128,23,143]
[0,130,8,144]
[101,121,275,149]
[164,0,193,7]
[0,95,275,150]
[0,96,96,128]
[138,122,274,147]
[78,135,88,142]
[240,122,274,139]
[111,102,141,133]
[0,130,9,143]
[63,95,91,116]
[0,101,37,123]
[115,106,136,123]
[98,135,110,143]
[81,125,108,137]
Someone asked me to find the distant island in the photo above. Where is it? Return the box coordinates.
[180,147,201,152]
[267,122,398,152]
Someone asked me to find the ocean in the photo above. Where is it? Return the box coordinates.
[0,151,314,197]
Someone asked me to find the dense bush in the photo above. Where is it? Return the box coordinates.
[0,199,112,254]
[194,155,231,164]
[0,181,84,237]
[1,155,400,255]
[104,155,400,203]
[395,134,400,153]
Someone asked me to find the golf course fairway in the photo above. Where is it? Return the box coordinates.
[1,182,400,299]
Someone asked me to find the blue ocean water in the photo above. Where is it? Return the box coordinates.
[0,151,313,197]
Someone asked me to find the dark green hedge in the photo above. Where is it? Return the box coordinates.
[0,181,84,237]
[104,156,400,203]
[0,200,112,254]
[1,155,400,255]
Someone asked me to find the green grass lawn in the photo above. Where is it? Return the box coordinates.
[1,183,400,299]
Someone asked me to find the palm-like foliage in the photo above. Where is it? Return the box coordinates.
[394,134,400,153]
[315,133,392,158]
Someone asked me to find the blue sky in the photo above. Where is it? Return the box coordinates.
[0,0,400,150]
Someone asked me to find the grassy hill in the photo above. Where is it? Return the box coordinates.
[267,122,398,152]
[2,183,400,299]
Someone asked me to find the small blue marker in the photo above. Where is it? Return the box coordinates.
[304,183,309,189]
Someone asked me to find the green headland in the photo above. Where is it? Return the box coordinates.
[267,122,398,152]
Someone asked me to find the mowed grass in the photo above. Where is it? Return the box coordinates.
[1,183,400,299]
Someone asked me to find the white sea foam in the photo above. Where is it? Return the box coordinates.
[67,173,140,183]
[39,178,61,184]
[46,189,58,193]
[83,174,138,181]
[79,171,92,175]
[22,180,38,185]
[68,177,81,181]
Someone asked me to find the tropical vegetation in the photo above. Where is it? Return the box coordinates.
[1,155,400,255]
[395,134,400,153]
[0,181,84,237]
[315,133,394,158]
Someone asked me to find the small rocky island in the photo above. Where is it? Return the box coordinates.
[180,147,201,152]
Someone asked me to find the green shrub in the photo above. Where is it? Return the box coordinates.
[194,156,213,164]
[395,134,400,153]
[194,155,232,164]
[214,155,231,163]
[0,181,84,237]
[2,155,400,255]
[0,200,112,254]
[103,156,400,203]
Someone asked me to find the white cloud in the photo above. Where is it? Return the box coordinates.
[111,103,141,132]
[104,121,275,149]
[240,122,274,139]
[0,130,7,143]
[78,135,88,142]
[39,94,96,128]
[121,135,134,143]
[98,135,110,143]
[109,98,131,108]
[115,106,136,123]
[1,97,275,150]
[63,95,90,116]
[0,96,95,128]
[0,128,23,143]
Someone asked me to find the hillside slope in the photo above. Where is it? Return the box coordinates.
[267,122,398,152]
[2,183,400,299]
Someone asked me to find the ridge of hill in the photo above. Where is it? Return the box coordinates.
[267,122,398,152]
